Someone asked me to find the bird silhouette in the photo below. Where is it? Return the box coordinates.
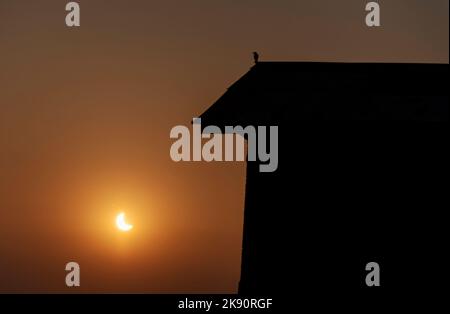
[253,52,259,64]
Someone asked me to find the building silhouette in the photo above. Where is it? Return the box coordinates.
[199,61,448,294]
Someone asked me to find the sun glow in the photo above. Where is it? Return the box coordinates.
[116,212,133,232]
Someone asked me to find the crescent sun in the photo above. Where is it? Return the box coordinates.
[116,212,133,231]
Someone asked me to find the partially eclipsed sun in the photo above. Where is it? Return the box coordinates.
[116,212,133,232]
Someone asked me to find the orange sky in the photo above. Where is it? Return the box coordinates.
[0,0,448,293]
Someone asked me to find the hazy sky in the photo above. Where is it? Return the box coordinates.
[0,0,448,292]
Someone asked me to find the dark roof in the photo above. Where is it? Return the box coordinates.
[199,62,448,128]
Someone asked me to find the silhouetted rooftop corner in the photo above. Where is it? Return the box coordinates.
[199,61,448,129]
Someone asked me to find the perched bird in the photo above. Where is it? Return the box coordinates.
[253,51,259,64]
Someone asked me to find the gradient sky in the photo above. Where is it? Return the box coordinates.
[0,0,448,293]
